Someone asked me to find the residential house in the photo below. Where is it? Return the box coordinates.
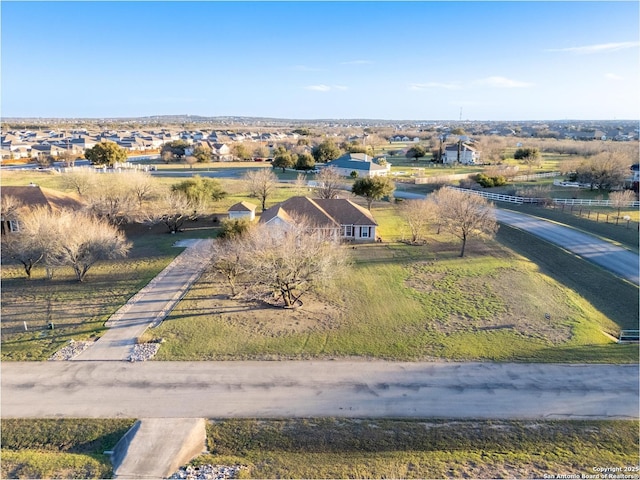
[228,201,257,221]
[0,185,84,234]
[324,152,391,178]
[259,196,378,242]
[443,143,480,165]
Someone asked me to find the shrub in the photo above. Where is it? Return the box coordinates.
[476,174,507,188]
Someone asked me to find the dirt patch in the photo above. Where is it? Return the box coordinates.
[179,277,343,337]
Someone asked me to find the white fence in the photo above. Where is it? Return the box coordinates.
[448,187,640,207]
[511,171,561,181]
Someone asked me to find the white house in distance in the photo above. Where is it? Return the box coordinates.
[443,143,480,165]
[228,201,257,221]
[324,152,391,178]
[259,196,378,242]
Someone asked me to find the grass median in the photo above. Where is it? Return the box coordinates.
[193,418,640,479]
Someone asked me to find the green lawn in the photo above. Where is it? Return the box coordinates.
[193,418,640,479]
[148,222,638,363]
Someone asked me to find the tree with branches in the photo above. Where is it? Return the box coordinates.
[351,176,395,210]
[246,220,349,308]
[60,167,97,196]
[84,141,127,167]
[315,167,343,199]
[428,188,498,257]
[609,190,636,218]
[244,168,278,211]
[398,198,436,244]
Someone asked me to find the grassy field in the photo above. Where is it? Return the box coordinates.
[145,218,638,363]
[3,418,636,479]
[192,418,640,479]
[0,226,193,360]
[0,418,135,479]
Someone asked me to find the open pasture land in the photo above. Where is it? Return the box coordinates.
[146,224,638,363]
[194,418,639,479]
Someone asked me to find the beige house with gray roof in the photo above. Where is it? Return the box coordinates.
[259,196,378,242]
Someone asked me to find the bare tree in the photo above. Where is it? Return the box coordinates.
[244,220,349,308]
[1,194,23,225]
[428,188,498,257]
[85,174,137,225]
[575,150,629,191]
[294,172,308,195]
[244,168,279,211]
[60,167,97,196]
[52,211,131,282]
[398,198,436,244]
[609,190,636,218]
[127,170,158,208]
[184,155,198,170]
[210,235,251,297]
[315,167,343,199]
[143,189,195,234]
[1,199,42,278]
[1,206,62,279]
[2,207,130,281]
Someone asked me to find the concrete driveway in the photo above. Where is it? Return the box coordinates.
[2,361,637,419]
[72,239,212,361]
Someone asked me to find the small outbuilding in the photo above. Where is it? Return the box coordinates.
[228,201,257,221]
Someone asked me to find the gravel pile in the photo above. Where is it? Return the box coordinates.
[169,465,247,479]
[48,340,94,361]
[127,343,161,362]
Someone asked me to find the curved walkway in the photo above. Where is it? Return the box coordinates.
[72,239,213,361]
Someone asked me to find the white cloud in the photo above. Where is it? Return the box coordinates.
[605,73,624,81]
[410,82,462,90]
[545,42,640,54]
[304,84,347,92]
[474,76,534,88]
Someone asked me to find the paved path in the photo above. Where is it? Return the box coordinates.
[495,209,639,284]
[112,418,206,479]
[72,239,213,361]
[2,361,637,419]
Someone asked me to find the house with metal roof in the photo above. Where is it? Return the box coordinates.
[324,153,390,178]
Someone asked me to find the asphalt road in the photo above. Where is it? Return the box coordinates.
[494,209,639,284]
[394,190,639,285]
[2,361,637,419]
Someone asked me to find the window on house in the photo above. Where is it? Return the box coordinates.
[9,220,19,233]
[344,225,353,237]
[361,227,369,238]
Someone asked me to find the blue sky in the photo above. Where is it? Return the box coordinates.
[2,1,639,120]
